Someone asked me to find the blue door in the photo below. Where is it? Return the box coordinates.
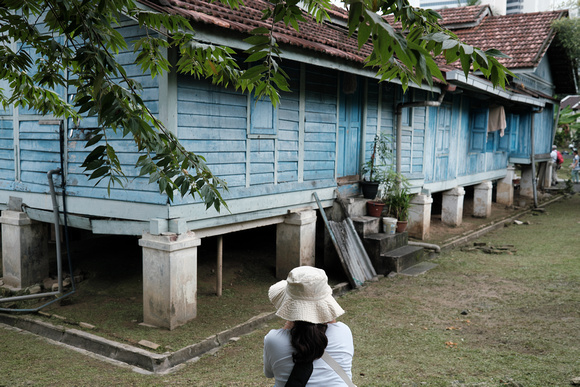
[434,103,452,182]
[337,82,362,178]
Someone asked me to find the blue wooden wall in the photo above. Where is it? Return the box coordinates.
[304,67,338,183]
[66,21,164,204]
[0,14,560,221]
[0,103,14,190]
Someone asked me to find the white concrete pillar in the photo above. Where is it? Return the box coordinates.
[139,231,201,330]
[496,165,515,206]
[520,165,534,198]
[442,186,465,227]
[0,210,49,289]
[276,209,316,280]
[543,161,553,188]
[407,193,433,240]
[473,181,493,218]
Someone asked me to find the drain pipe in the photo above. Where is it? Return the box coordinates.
[408,241,441,253]
[396,89,447,179]
[393,87,445,255]
[531,107,544,208]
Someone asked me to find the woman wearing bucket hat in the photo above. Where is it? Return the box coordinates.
[263,266,354,386]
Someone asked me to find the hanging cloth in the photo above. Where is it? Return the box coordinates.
[488,105,506,137]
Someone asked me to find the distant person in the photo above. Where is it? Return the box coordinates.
[263,266,355,386]
[571,150,580,184]
[550,145,558,186]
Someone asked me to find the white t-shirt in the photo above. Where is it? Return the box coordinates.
[263,322,354,386]
[550,149,557,163]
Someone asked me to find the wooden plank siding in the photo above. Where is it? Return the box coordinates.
[533,105,555,157]
[0,18,561,235]
[0,117,15,188]
[423,93,529,192]
[66,20,164,203]
[303,66,338,182]
[408,90,428,178]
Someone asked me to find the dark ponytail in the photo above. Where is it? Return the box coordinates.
[290,321,328,364]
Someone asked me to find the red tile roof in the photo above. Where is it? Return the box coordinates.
[139,0,371,64]
[450,10,567,69]
[137,1,573,93]
[435,5,490,27]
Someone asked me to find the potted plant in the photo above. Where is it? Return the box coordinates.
[360,133,394,199]
[383,185,412,233]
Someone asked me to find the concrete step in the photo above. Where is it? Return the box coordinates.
[340,197,368,217]
[372,245,425,275]
[400,261,438,277]
[362,231,408,259]
[351,216,381,238]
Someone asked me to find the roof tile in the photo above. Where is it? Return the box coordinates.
[138,0,569,82]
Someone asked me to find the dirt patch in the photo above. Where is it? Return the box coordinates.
[12,228,280,351]
[425,197,522,246]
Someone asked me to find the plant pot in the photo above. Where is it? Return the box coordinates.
[383,217,397,234]
[396,220,408,233]
[366,201,385,217]
[360,181,379,199]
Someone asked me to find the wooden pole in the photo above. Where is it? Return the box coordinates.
[216,235,223,297]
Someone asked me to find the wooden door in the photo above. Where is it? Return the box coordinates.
[337,84,362,179]
[434,103,452,181]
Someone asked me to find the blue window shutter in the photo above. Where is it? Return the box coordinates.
[469,108,488,153]
[250,96,277,136]
[498,114,512,151]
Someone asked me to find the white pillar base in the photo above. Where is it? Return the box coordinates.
[408,194,433,240]
[276,209,316,280]
[139,231,201,330]
[0,210,49,289]
[520,165,534,198]
[497,166,515,206]
[473,181,493,218]
[442,187,465,227]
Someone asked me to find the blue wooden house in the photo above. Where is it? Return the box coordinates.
[0,2,575,327]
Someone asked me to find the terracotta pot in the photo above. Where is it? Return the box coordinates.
[396,220,408,233]
[366,201,385,217]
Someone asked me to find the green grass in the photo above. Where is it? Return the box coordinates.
[1,195,580,386]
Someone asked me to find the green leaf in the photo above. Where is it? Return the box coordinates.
[89,166,109,180]
[85,133,103,148]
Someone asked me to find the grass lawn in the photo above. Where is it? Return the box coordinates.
[1,194,579,386]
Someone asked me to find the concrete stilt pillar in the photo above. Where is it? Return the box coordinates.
[408,193,433,240]
[276,209,316,280]
[547,161,557,187]
[473,181,493,218]
[139,231,201,330]
[0,210,49,289]
[496,165,515,206]
[442,186,465,227]
[520,165,534,198]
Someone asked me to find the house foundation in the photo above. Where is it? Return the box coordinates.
[276,209,316,279]
[139,231,201,330]
[496,165,515,206]
[0,210,49,289]
[520,165,534,198]
[473,181,493,218]
[407,193,432,240]
[442,186,465,227]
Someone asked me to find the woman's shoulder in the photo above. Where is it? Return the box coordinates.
[264,327,291,342]
[327,321,352,335]
[328,321,350,329]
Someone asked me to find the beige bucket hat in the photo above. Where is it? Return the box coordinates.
[268,266,345,324]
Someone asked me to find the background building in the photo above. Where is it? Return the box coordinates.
[409,0,572,15]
